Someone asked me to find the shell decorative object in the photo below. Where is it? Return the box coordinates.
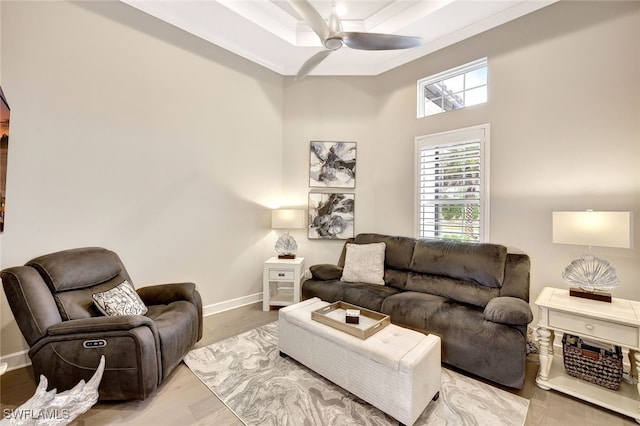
[275,233,298,256]
[562,254,620,292]
[1,355,105,425]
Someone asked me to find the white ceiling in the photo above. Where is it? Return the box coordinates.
[120,0,557,77]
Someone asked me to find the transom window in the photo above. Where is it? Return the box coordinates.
[415,125,490,242]
[417,58,488,118]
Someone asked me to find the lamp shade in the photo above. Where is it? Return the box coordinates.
[552,211,632,249]
[271,209,305,229]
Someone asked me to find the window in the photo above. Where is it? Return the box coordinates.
[417,58,488,118]
[415,124,490,242]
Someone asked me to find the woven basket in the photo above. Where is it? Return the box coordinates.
[562,334,623,390]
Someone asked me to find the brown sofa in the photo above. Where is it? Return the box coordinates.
[302,233,532,389]
[1,247,203,400]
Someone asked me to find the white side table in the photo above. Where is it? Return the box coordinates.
[263,257,305,312]
[536,286,640,423]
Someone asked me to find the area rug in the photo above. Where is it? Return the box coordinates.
[184,322,529,426]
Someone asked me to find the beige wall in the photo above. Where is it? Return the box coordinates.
[284,1,640,315]
[1,0,639,360]
[0,1,284,356]
[282,77,379,263]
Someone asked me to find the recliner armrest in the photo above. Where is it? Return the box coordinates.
[309,264,343,281]
[47,315,156,336]
[137,282,203,341]
[483,297,533,326]
[136,282,198,306]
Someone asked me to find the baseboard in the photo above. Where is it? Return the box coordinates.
[0,349,30,374]
[202,292,263,317]
[0,293,264,373]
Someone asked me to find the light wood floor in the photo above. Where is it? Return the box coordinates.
[1,302,637,425]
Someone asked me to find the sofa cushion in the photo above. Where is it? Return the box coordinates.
[384,269,410,290]
[410,240,507,288]
[54,278,131,320]
[381,291,528,388]
[354,234,415,270]
[302,279,346,303]
[341,243,386,285]
[406,273,499,308]
[341,282,402,312]
[500,253,532,302]
[484,297,533,326]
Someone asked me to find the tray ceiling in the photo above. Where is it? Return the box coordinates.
[120,0,557,77]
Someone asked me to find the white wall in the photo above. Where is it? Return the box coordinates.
[284,1,640,317]
[0,1,284,357]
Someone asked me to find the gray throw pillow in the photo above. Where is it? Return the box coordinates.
[93,280,148,316]
[483,297,532,326]
[310,264,344,280]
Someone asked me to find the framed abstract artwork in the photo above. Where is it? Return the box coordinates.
[308,192,355,240]
[309,141,356,188]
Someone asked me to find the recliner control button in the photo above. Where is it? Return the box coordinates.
[83,339,107,348]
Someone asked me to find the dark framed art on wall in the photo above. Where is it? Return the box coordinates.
[308,192,354,240]
[309,141,356,188]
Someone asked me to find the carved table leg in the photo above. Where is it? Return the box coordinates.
[536,327,554,390]
[630,350,640,423]
[630,350,638,380]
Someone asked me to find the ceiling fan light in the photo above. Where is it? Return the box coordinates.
[324,37,343,50]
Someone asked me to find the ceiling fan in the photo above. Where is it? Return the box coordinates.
[288,0,423,80]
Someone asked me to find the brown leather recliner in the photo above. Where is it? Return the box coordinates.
[1,247,203,400]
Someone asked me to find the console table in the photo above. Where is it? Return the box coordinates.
[263,257,305,311]
[536,287,640,422]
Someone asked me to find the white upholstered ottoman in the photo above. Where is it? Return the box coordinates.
[278,298,441,426]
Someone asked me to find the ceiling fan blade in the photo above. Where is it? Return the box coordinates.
[287,0,330,42]
[296,50,333,80]
[343,32,423,51]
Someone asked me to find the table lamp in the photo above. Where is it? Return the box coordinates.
[552,210,632,302]
[272,209,305,259]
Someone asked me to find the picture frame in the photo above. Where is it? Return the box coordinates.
[0,87,10,233]
[309,141,356,188]
[308,192,355,239]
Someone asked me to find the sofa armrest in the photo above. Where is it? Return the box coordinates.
[484,297,533,326]
[136,282,198,306]
[309,264,343,281]
[47,315,156,336]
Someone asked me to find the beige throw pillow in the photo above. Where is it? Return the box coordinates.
[341,242,386,285]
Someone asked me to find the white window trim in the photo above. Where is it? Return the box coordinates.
[414,123,491,242]
[416,57,488,118]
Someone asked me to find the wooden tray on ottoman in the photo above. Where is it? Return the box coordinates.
[311,301,390,339]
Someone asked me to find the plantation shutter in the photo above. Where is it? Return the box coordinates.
[416,125,488,242]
